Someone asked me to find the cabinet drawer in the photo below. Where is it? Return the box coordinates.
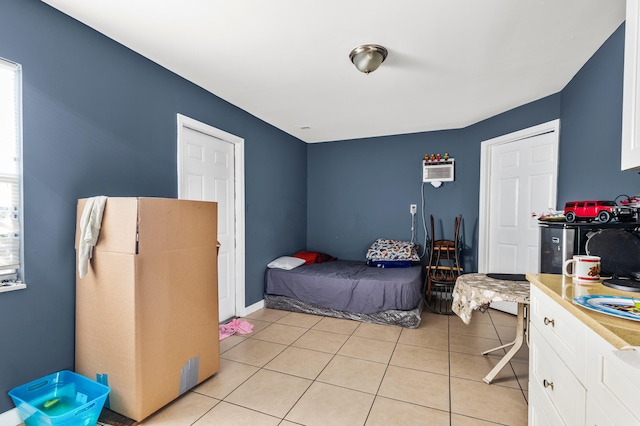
[585,394,615,426]
[529,378,564,426]
[530,324,586,425]
[585,327,640,424]
[530,285,587,382]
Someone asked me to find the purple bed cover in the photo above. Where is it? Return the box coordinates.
[265,260,423,314]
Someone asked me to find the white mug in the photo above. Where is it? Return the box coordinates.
[563,255,601,283]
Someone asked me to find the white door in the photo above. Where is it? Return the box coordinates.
[479,120,559,313]
[177,115,245,322]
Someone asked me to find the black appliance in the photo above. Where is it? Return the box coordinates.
[539,221,640,275]
[585,226,640,291]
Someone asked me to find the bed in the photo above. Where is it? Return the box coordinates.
[264,258,424,328]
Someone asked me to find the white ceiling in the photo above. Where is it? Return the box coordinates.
[41,0,625,143]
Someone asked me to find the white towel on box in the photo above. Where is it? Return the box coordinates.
[78,196,107,278]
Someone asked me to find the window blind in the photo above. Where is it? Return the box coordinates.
[0,58,21,278]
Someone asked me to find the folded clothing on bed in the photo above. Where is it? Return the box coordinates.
[365,238,420,268]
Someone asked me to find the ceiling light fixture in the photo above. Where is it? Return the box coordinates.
[349,44,388,74]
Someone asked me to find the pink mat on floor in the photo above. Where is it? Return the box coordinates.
[219,319,254,340]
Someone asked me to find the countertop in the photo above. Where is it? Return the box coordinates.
[526,273,640,349]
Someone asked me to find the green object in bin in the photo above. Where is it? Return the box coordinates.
[43,398,59,409]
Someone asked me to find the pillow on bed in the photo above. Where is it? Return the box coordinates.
[267,256,306,270]
[292,251,337,265]
[365,238,420,261]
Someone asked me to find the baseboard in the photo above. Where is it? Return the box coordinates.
[0,408,22,426]
[490,300,517,315]
[244,299,264,316]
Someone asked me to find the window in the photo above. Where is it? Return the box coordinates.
[0,57,22,284]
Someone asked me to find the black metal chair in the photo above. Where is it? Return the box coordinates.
[424,214,463,314]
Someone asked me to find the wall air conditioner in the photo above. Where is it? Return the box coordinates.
[423,159,454,187]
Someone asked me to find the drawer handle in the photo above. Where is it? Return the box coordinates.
[543,317,555,327]
[543,379,554,391]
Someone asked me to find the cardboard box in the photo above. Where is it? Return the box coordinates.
[75,197,220,421]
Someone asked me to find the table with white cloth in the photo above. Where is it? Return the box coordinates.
[451,273,530,384]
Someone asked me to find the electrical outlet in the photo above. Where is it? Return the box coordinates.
[410,204,417,214]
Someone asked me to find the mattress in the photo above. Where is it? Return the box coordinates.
[265,260,423,314]
[264,294,423,328]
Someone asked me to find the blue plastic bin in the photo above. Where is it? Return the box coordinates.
[8,370,110,426]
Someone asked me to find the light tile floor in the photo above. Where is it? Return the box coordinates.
[138,307,528,426]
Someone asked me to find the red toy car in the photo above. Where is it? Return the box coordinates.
[563,200,634,223]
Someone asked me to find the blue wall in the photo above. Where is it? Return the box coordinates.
[0,0,306,410]
[307,96,560,272]
[308,23,639,272]
[559,23,638,202]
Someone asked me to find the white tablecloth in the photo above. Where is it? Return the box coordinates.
[452,273,530,324]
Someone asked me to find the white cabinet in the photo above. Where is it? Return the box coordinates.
[529,286,586,425]
[585,326,640,424]
[585,394,616,426]
[529,326,586,424]
[529,380,564,426]
[528,285,640,425]
[622,0,640,170]
[530,285,587,382]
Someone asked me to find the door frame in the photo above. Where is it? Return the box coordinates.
[177,113,247,317]
[478,119,560,273]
